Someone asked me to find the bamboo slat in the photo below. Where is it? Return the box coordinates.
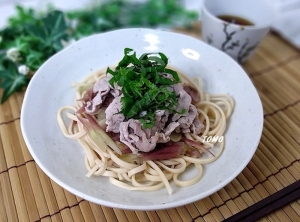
[155,210,172,221]
[101,206,118,221]
[283,205,300,221]
[36,166,60,217]
[132,211,149,222]
[290,202,300,216]
[1,172,18,221]
[114,209,130,222]
[183,204,200,219]
[0,184,8,222]
[145,211,161,222]
[88,202,107,222]
[26,161,50,218]
[176,206,194,221]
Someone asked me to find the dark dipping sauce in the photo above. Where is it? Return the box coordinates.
[217,15,254,26]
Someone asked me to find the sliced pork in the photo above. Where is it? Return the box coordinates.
[183,84,200,103]
[170,83,203,135]
[83,75,203,154]
[105,96,125,133]
[119,119,171,154]
[85,76,111,114]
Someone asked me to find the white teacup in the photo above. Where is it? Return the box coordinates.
[201,0,274,63]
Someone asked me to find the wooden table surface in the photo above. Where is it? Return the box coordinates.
[1,23,300,222]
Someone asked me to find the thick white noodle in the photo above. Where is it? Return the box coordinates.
[57,68,234,194]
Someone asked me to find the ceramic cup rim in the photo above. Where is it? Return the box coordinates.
[202,0,275,30]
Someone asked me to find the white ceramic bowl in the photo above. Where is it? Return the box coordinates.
[21,28,263,210]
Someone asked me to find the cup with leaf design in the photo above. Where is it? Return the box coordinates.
[201,0,274,63]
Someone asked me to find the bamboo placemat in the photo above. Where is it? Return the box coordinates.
[1,24,300,222]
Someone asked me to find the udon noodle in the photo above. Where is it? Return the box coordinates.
[57,67,234,194]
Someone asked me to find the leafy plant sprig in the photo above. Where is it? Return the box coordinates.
[0,8,70,103]
[107,48,184,128]
[0,0,198,104]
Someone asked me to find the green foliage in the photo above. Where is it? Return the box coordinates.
[66,0,198,38]
[107,48,184,128]
[0,60,29,103]
[0,0,198,103]
[0,9,69,102]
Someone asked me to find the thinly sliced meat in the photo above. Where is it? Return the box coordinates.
[85,76,112,114]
